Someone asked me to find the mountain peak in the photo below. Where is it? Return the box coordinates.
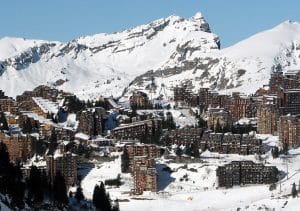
[192,12,204,20]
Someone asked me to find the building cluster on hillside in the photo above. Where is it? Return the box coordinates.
[1,69,300,195]
[174,69,300,149]
[0,85,166,195]
[0,86,79,187]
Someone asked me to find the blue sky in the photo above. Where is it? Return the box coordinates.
[1,0,300,47]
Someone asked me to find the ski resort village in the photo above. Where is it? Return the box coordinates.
[1,7,300,211]
[1,70,300,210]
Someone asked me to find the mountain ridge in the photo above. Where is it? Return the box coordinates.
[0,13,299,100]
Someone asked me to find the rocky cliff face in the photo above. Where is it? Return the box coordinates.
[1,13,300,100]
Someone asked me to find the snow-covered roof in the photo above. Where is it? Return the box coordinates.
[75,132,90,140]
[107,98,120,109]
[32,97,59,114]
[21,111,55,125]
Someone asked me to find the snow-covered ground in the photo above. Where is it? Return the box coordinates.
[80,135,300,210]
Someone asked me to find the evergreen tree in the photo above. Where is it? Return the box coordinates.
[75,185,84,203]
[77,143,85,156]
[292,182,297,198]
[0,144,25,209]
[191,143,200,158]
[121,148,130,173]
[22,118,33,134]
[0,142,10,171]
[282,142,289,155]
[186,143,200,157]
[48,128,57,155]
[0,142,10,193]
[10,163,25,209]
[271,146,279,158]
[27,165,44,204]
[99,182,111,211]
[87,99,93,108]
[176,146,183,157]
[92,184,101,210]
[198,116,207,128]
[0,112,8,131]
[92,183,112,211]
[53,171,68,205]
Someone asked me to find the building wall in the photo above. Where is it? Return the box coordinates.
[112,119,162,142]
[257,104,279,135]
[77,108,105,137]
[206,108,232,131]
[0,99,19,114]
[216,161,278,188]
[0,132,32,162]
[278,115,300,148]
[46,152,77,187]
[132,156,157,195]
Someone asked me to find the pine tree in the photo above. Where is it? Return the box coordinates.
[92,184,101,210]
[27,165,44,204]
[77,143,85,156]
[99,182,111,211]
[22,118,33,134]
[176,146,183,157]
[92,183,112,211]
[121,148,130,173]
[10,163,25,209]
[48,128,57,155]
[271,146,279,158]
[0,112,8,131]
[0,142,10,172]
[75,185,84,203]
[282,142,289,155]
[191,143,200,157]
[0,142,10,194]
[53,171,68,205]
[186,143,200,157]
[292,182,297,198]
[198,116,207,128]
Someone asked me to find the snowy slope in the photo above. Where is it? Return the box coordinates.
[79,135,300,211]
[0,12,218,100]
[127,20,300,99]
[1,13,300,100]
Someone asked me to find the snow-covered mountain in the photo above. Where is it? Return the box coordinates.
[1,13,300,100]
[127,20,300,99]
[0,13,219,100]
